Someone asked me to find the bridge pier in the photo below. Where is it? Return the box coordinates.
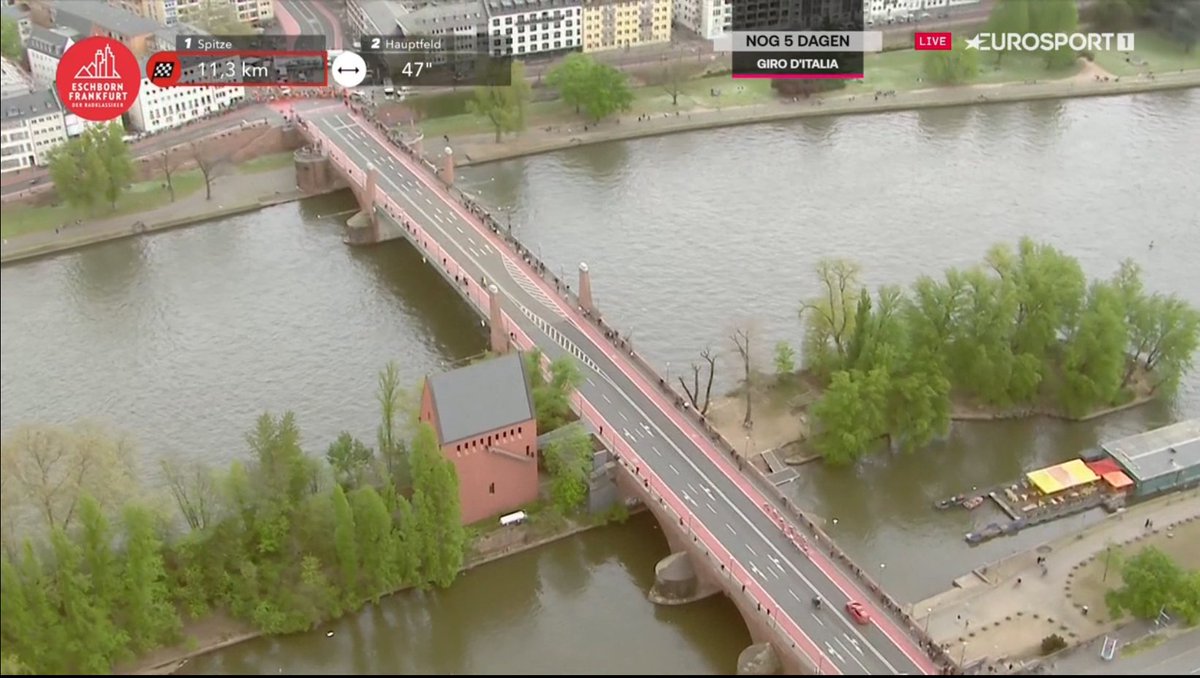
[648,552,721,605]
[488,284,509,354]
[736,643,782,675]
[441,146,455,186]
[578,262,595,316]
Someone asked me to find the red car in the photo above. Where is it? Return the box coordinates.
[845,600,871,626]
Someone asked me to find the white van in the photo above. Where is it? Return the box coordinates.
[499,511,527,527]
[383,86,395,99]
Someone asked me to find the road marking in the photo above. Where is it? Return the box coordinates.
[747,544,758,556]
[811,613,825,627]
[836,637,870,674]
[825,643,845,666]
[586,377,596,387]
[601,393,612,403]
[424,197,432,205]
[651,445,662,456]
[668,463,679,475]
[683,492,697,507]
[618,410,628,422]
[622,428,634,441]
[726,522,737,536]
[706,502,716,514]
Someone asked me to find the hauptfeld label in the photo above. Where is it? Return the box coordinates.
[732,51,864,79]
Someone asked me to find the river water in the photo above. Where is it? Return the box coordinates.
[2,90,1197,674]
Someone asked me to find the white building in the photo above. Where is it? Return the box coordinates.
[484,0,583,57]
[1,57,33,99]
[863,0,979,24]
[1,89,70,175]
[673,0,729,40]
[25,25,77,90]
[127,58,244,134]
[396,1,488,56]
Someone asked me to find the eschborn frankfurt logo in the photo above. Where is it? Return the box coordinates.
[965,32,1135,52]
[56,37,141,121]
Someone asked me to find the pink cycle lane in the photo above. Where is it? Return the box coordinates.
[322,111,935,675]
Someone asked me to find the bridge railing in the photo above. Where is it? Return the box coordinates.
[317,104,954,673]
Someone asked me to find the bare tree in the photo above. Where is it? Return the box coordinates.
[798,258,861,360]
[190,142,224,200]
[661,62,686,106]
[158,151,179,202]
[0,422,138,541]
[160,458,218,531]
[731,324,755,429]
[678,347,717,415]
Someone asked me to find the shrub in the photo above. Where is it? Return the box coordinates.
[1041,634,1068,655]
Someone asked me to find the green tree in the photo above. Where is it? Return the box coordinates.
[467,61,532,143]
[524,349,583,432]
[98,122,134,209]
[773,341,796,377]
[1028,0,1080,68]
[330,484,358,596]
[326,432,375,489]
[1088,0,1136,30]
[0,16,20,61]
[886,359,951,451]
[246,411,318,507]
[543,425,593,513]
[76,496,120,612]
[1146,0,1200,53]
[578,62,634,122]
[1106,546,1200,625]
[986,0,1031,65]
[349,486,401,599]
[47,131,109,214]
[1126,294,1200,396]
[293,555,340,627]
[410,423,466,588]
[390,496,422,586]
[545,52,594,114]
[120,505,182,652]
[185,0,253,34]
[1060,282,1127,416]
[377,362,412,490]
[799,258,861,380]
[810,369,888,465]
[922,39,981,84]
[48,528,128,673]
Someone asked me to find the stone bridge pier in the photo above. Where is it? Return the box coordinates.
[613,466,804,675]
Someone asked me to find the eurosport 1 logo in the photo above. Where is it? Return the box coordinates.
[964,33,1135,52]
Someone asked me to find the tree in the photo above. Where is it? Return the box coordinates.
[0,422,137,543]
[158,151,179,202]
[330,484,359,596]
[678,347,717,415]
[659,61,688,106]
[1060,282,1127,416]
[48,528,128,673]
[799,258,861,379]
[1106,546,1200,625]
[810,369,888,465]
[1,545,67,673]
[349,487,402,599]
[545,53,594,114]
[1145,0,1200,53]
[731,324,755,428]
[76,497,120,611]
[1088,0,1136,30]
[578,62,634,122]
[159,458,218,531]
[773,341,796,378]
[467,61,532,143]
[524,349,583,432]
[770,78,846,98]
[245,411,318,507]
[1125,294,1200,396]
[410,423,465,588]
[185,0,253,35]
[1028,0,1080,68]
[1,16,21,61]
[377,362,414,490]
[190,142,224,200]
[47,131,109,214]
[120,505,182,652]
[326,432,375,489]
[97,122,133,208]
[543,425,592,513]
[922,39,981,84]
[986,0,1031,64]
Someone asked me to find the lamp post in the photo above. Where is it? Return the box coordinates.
[924,607,932,634]
[959,642,968,666]
[1102,544,1114,582]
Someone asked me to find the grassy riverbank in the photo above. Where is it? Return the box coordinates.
[0,152,297,241]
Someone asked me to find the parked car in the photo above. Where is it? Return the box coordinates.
[845,600,871,626]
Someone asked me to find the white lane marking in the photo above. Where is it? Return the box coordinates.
[668,463,679,475]
[468,236,478,247]
[683,492,698,507]
[746,544,758,556]
[641,422,654,437]
[622,428,634,441]
[706,502,716,514]
[586,377,596,387]
[424,197,433,205]
[837,637,870,674]
[811,613,825,627]
[725,522,737,536]
[323,122,893,674]
[750,563,767,582]
[825,643,846,666]
[602,393,612,404]
[618,410,629,422]
[651,445,662,457]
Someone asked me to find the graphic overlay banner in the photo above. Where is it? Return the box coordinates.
[146,52,183,87]
[56,37,141,121]
[731,1,864,79]
[360,34,511,87]
[174,34,326,52]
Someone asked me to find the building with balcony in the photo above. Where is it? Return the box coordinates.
[106,0,274,27]
[419,352,539,526]
[485,0,582,57]
[1,89,69,175]
[672,0,728,40]
[347,0,406,41]
[582,0,671,52]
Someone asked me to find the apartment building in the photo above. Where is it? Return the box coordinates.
[396,1,488,55]
[672,0,728,40]
[108,0,275,28]
[29,0,163,56]
[347,0,406,41]
[863,0,979,23]
[127,57,244,134]
[582,0,671,52]
[1,57,33,98]
[485,0,583,58]
[1,89,68,175]
[1,3,34,44]
[25,25,76,89]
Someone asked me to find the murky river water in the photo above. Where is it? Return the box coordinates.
[2,90,1197,673]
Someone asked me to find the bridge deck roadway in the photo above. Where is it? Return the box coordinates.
[303,106,936,676]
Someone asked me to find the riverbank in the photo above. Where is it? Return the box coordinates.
[0,160,339,266]
[125,508,637,675]
[444,69,1199,168]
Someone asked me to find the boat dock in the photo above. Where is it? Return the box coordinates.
[760,448,799,486]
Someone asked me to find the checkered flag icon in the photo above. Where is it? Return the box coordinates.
[151,61,175,80]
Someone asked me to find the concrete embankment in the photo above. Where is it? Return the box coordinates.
[453,72,1200,167]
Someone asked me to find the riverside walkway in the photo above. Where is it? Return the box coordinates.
[295,99,951,676]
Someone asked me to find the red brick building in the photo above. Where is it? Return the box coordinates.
[420,352,539,525]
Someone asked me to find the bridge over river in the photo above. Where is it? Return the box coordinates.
[291,99,950,676]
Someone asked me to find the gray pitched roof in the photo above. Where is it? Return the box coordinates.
[359,0,406,34]
[399,1,487,32]
[1,4,30,21]
[51,0,163,38]
[427,352,535,445]
[1103,418,1200,482]
[26,25,75,57]
[2,89,63,124]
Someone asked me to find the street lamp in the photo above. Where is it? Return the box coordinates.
[959,642,968,665]
[1102,544,1114,582]
[924,607,932,634]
